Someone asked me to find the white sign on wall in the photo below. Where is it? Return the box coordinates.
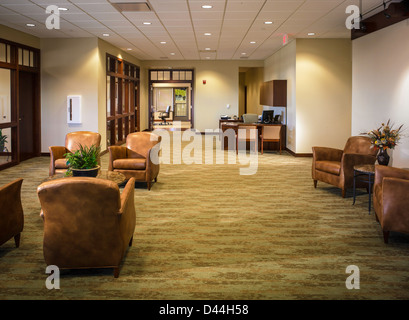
[67,95,81,124]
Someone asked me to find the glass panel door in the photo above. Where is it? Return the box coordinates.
[173,88,188,121]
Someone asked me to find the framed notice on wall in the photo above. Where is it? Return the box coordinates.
[67,95,81,124]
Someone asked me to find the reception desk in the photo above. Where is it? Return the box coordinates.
[220,121,286,152]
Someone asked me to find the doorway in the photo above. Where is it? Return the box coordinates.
[18,71,37,161]
[151,84,192,129]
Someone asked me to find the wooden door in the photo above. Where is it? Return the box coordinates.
[18,71,36,161]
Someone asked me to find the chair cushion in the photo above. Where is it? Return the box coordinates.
[55,158,68,169]
[113,158,146,170]
[315,160,341,175]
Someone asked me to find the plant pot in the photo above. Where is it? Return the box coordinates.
[71,165,100,177]
[377,148,390,166]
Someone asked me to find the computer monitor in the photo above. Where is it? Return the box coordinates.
[261,110,274,124]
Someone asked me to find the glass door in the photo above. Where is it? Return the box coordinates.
[173,88,188,121]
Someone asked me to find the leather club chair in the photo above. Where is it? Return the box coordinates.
[49,131,101,176]
[312,136,378,197]
[373,165,409,243]
[108,132,161,190]
[0,178,24,248]
[37,177,136,278]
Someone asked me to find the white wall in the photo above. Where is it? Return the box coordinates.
[352,19,409,168]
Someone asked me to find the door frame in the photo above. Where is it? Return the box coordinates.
[148,69,194,130]
[0,38,41,170]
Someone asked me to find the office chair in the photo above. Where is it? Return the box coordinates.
[159,106,171,125]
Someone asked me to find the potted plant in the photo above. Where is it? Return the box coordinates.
[64,143,101,177]
[0,129,7,152]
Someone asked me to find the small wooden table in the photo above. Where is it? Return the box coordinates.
[353,164,375,213]
[42,170,127,186]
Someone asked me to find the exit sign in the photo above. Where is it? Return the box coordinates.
[283,34,288,46]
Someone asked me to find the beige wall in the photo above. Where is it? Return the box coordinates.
[244,67,264,115]
[142,60,263,132]
[296,39,352,153]
[41,38,99,153]
[264,40,297,151]
[264,39,352,154]
[352,19,409,168]
[0,24,40,49]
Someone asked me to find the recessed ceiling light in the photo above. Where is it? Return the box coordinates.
[160,41,166,44]
[127,48,132,51]
[204,33,211,36]
[58,7,68,11]
[103,33,110,37]
[202,5,213,9]
[143,22,151,25]
[170,53,175,55]
[250,41,256,44]
[241,52,246,55]
[205,48,211,50]
[308,32,316,36]
[26,23,35,27]
[264,21,273,25]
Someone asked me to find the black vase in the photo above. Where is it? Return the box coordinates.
[377,148,390,166]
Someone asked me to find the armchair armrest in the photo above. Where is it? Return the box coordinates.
[49,146,68,176]
[108,146,127,171]
[312,146,343,162]
[341,153,376,185]
[118,178,136,251]
[374,165,409,187]
[381,177,409,232]
[49,146,68,160]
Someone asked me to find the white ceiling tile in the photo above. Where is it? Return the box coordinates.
[0,0,362,60]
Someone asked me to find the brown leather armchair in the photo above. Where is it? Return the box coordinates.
[49,131,101,176]
[0,178,24,248]
[37,177,136,278]
[108,132,161,190]
[312,136,377,197]
[373,165,409,243]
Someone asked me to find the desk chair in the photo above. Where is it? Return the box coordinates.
[159,106,171,125]
[260,126,282,155]
[236,125,258,154]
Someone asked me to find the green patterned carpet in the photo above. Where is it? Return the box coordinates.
[1,134,409,300]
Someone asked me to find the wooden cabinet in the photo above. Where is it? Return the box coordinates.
[260,80,287,107]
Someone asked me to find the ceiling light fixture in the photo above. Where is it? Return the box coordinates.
[127,48,132,51]
[26,23,35,27]
[103,33,110,37]
[241,52,246,55]
[170,53,175,55]
[202,5,213,9]
[160,41,166,44]
[264,21,273,25]
[204,33,211,36]
[143,22,151,25]
[58,7,68,11]
[250,41,256,44]
[308,32,316,36]
[205,48,211,50]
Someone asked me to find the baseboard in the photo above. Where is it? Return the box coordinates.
[285,148,313,157]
